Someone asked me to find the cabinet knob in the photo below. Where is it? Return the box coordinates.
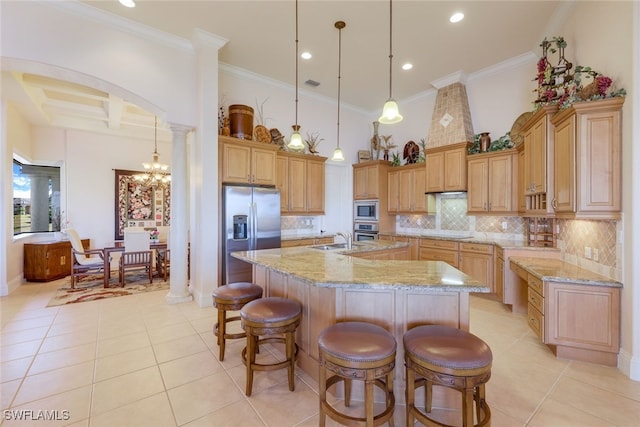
[551,198,558,210]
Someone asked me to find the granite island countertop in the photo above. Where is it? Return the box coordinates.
[232,240,489,293]
[509,257,622,288]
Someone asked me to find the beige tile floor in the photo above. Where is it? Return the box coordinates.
[2,280,640,426]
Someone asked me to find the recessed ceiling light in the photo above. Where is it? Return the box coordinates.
[450,12,464,23]
[119,0,136,7]
[402,63,413,71]
[301,52,312,60]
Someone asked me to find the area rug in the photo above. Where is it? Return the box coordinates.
[46,273,169,307]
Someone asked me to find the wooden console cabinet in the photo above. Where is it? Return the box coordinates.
[24,239,89,282]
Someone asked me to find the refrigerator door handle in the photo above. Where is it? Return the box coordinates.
[251,201,258,250]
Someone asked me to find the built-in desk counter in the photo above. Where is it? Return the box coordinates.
[232,241,488,404]
[509,257,621,366]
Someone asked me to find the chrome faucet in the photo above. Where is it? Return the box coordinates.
[336,231,353,249]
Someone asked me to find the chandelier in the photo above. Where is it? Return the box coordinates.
[134,117,171,188]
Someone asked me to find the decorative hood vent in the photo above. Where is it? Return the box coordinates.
[426,81,474,149]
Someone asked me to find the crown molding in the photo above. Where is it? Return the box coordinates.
[42,0,194,53]
[467,51,537,82]
[430,71,468,89]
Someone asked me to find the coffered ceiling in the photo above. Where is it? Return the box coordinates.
[3,1,565,136]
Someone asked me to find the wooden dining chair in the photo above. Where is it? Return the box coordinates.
[156,229,170,281]
[119,229,153,286]
[67,228,106,289]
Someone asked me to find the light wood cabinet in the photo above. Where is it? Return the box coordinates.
[387,164,435,214]
[458,242,494,292]
[418,238,459,268]
[24,239,89,282]
[378,234,419,260]
[281,236,333,248]
[387,170,399,213]
[353,161,390,200]
[467,150,518,214]
[220,136,278,186]
[517,146,526,213]
[550,97,623,219]
[425,142,470,193]
[494,247,504,303]
[511,260,620,366]
[277,152,326,215]
[521,105,558,215]
[351,246,410,260]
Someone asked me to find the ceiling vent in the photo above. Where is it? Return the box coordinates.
[305,79,320,87]
[426,82,474,148]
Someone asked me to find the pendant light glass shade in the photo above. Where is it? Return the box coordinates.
[378,0,403,124]
[288,125,304,149]
[379,99,403,124]
[288,0,304,149]
[332,20,346,162]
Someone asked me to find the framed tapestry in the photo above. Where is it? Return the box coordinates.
[114,169,171,240]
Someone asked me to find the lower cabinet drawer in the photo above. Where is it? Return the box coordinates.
[527,303,544,341]
[419,248,459,268]
[528,288,544,314]
[528,275,544,295]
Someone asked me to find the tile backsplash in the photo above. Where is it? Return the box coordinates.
[395,193,621,280]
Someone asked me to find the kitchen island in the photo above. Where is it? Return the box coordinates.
[232,240,489,404]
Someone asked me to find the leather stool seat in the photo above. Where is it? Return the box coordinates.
[240,297,302,396]
[404,325,492,427]
[318,321,396,427]
[212,282,263,361]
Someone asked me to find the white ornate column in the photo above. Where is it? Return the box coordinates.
[166,124,193,304]
[189,29,228,306]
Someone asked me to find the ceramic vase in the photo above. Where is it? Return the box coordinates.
[479,132,491,152]
[372,121,380,160]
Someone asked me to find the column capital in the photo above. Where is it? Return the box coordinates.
[169,123,193,138]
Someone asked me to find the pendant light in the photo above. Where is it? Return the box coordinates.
[288,0,305,149]
[331,21,346,162]
[378,0,403,124]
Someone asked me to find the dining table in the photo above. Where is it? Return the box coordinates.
[103,241,167,287]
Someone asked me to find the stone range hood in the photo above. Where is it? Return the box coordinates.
[426,81,474,149]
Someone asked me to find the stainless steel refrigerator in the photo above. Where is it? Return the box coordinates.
[222,185,281,285]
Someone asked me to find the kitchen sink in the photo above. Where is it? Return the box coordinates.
[310,243,365,250]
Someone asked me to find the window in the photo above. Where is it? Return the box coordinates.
[13,159,61,235]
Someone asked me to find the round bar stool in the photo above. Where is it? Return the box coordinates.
[240,297,302,396]
[404,325,492,427]
[211,282,263,361]
[318,321,396,427]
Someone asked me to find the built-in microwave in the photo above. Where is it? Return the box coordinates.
[354,200,379,222]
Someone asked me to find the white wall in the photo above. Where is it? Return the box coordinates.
[3,103,38,294]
